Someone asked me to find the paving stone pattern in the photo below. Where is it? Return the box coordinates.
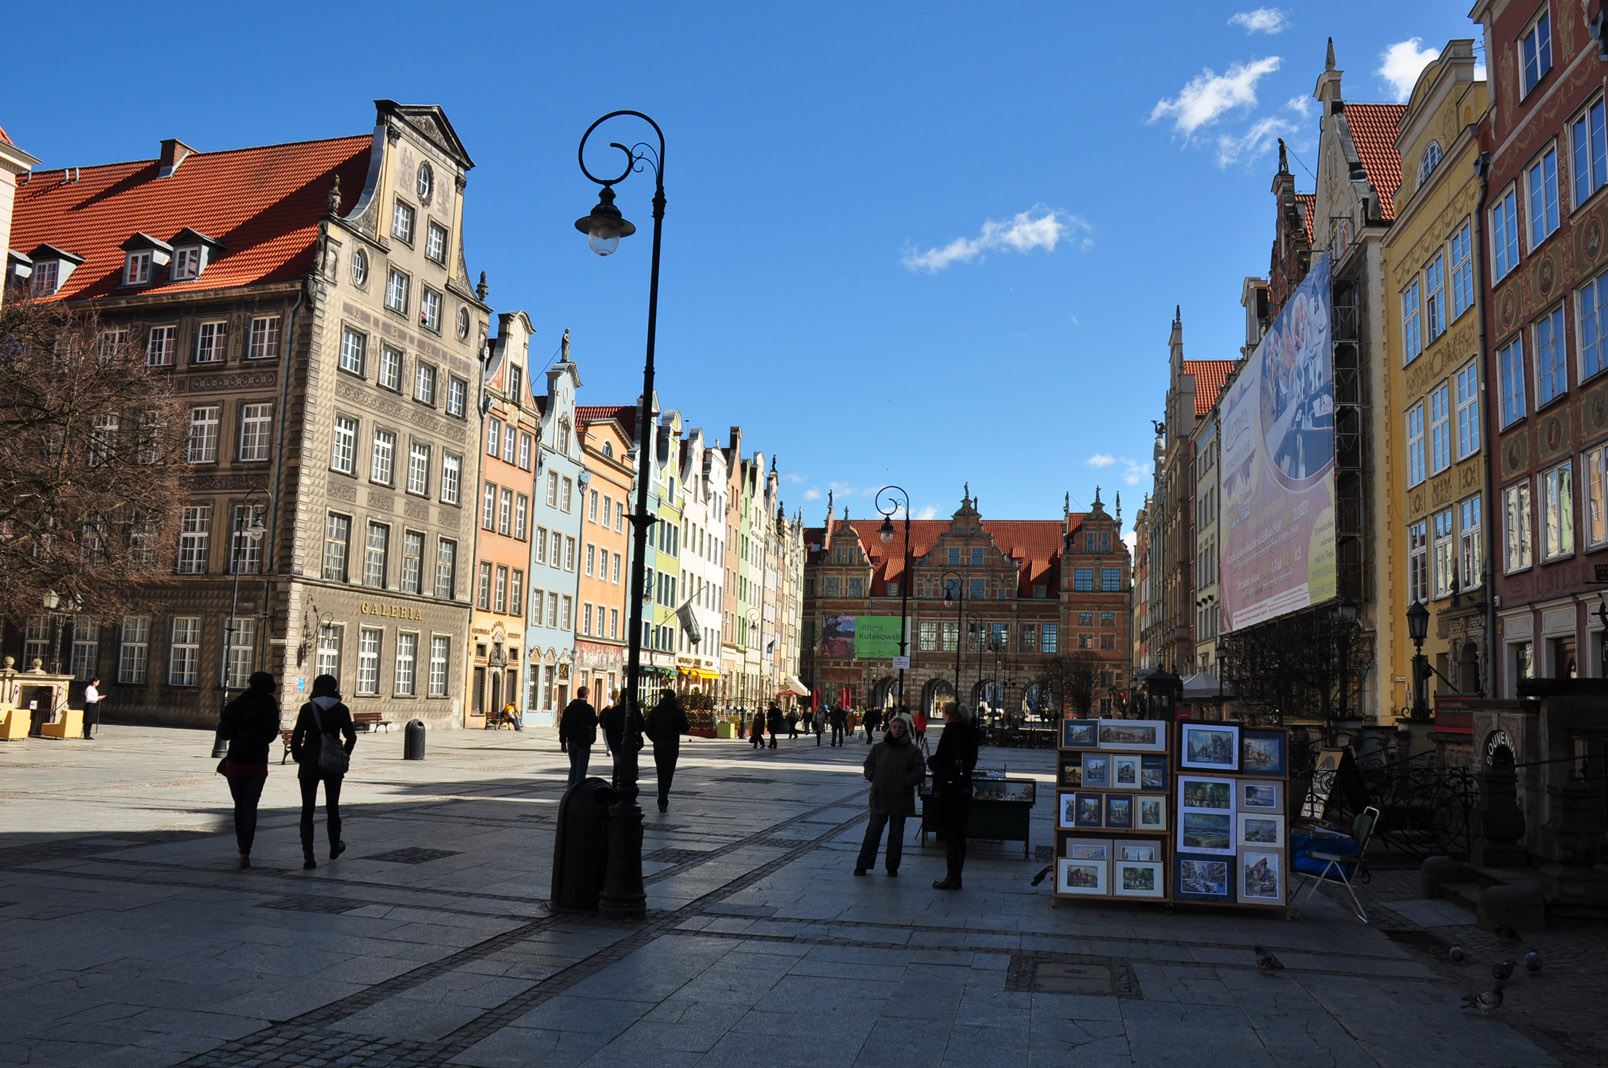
[0,724,1595,1066]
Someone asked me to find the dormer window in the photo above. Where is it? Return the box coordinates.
[172,247,201,281]
[32,259,58,294]
[119,233,172,287]
[166,229,222,282]
[125,251,153,285]
[25,244,85,296]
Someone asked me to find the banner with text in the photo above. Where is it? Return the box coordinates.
[821,614,911,659]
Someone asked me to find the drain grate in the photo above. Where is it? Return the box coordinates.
[1005,952,1142,997]
[259,895,366,915]
[365,847,461,865]
[644,848,713,864]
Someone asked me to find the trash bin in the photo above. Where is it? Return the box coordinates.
[403,718,426,760]
[550,776,617,913]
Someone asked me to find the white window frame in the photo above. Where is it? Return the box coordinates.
[124,250,151,286]
[1499,336,1527,427]
[1401,277,1422,363]
[317,624,342,680]
[1424,253,1446,341]
[1455,360,1480,460]
[1428,385,1451,475]
[414,360,437,404]
[172,247,201,281]
[426,221,447,264]
[357,627,381,695]
[421,288,442,332]
[238,403,272,461]
[385,269,410,314]
[1450,222,1474,320]
[1535,304,1567,405]
[515,494,528,539]
[401,531,424,595]
[441,452,461,505]
[379,344,404,391]
[429,635,450,696]
[1459,493,1484,590]
[1540,460,1574,561]
[1519,7,1552,98]
[392,200,415,244]
[1432,507,1455,599]
[247,316,280,360]
[187,405,220,464]
[371,429,396,485]
[395,632,418,696]
[1492,187,1520,280]
[407,441,431,496]
[1528,145,1560,247]
[1408,519,1429,606]
[364,521,390,588]
[1571,96,1607,208]
[324,513,351,582]
[435,539,457,600]
[1504,479,1534,573]
[118,617,150,684]
[147,324,176,366]
[168,616,200,686]
[499,488,513,536]
[1406,403,1426,487]
[332,415,357,474]
[177,505,210,574]
[340,326,367,375]
[194,320,227,363]
[447,377,467,418]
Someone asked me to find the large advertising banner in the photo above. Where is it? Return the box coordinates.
[821,614,911,659]
[1221,253,1337,632]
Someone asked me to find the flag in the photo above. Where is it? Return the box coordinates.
[765,639,775,655]
[675,597,700,646]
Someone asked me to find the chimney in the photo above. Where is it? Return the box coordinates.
[159,139,197,178]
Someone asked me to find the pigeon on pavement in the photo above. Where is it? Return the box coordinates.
[1491,960,1514,980]
[1448,945,1466,962]
[1524,950,1542,974]
[1493,923,1521,942]
[1461,985,1504,1017]
[1254,946,1285,973]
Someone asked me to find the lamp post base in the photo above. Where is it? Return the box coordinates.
[598,800,646,921]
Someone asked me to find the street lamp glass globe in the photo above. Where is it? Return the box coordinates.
[878,515,895,544]
[588,231,620,257]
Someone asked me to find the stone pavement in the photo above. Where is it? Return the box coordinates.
[0,723,1592,1067]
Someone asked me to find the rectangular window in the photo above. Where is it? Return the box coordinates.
[68,617,99,681]
[441,452,461,505]
[1572,98,1607,208]
[609,608,619,639]
[124,250,151,285]
[562,477,574,512]
[534,527,548,565]
[324,513,351,581]
[585,543,596,577]
[1581,272,1608,381]
[1455,360,1480,459]
[1541,461,1574,560]
[407,442,430,496]
[1406,403,1426,486]
[518,432,533,470]
[435,538,457,599]
[223,617,255,690]
[511,568,524,617]
[230,505,264,574]
[1528,146,1560,245]
[1520,9,1552,96]
[1492,188,1520,279]
[364,522,390,588]
[1504,480,1533,572]
[429,635,450,696]
[1450,222,1473,320]
[551,530,563,568]
[612,552,620,584]
[1101,567,1121,591]
[547,592,559,628]
[1073,567,1093,591]
[316,624,342,679]
[1428,384,1451,474]
[561,596,572,630]
[147,324,176,366]
[194,320,227,363]
[332,415,357,474]
[515,494,528,539]
[1020,623,1037,652]
[395,632,417,696]
[385,269,410,314]
[498,488,513,535]
[238,403,272,461]
[421,289,441,333]
[482,482,497,529]
[118,617,150,684]
[588,489,599,523]
[371,429,395,485]
[168,617,200,686]
[1432,508,1455,599]
[487,417,502,456]
[177,505,210,574]
[1590,443,1608,548]
[503,426,517,464]
[494,565,509,614]
[1408,519,1428,605]
[379,345,403,390]
[401,531,424,594]
[357,627,381,695]
[918,620,938,652]
[172,247,200,281]
[1499,336,1527,427]
[565,536,576,571]
[1535,305,1568,405]
[340,326,367,375]
[1459,494,1484,590]
[477,561,492,610]
[187,405,220,463]
[247,316,280,360]
[1042,623,1059,654]
[1424,254,1445,340]
[509,365,523,401]
[447,377,468,417]
[392,200,415,243]
[1401,277,1422,363]
[426,221,447,264]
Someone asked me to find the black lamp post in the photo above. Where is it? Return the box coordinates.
[942,569,964,708]
[747,607,764,706]
[1335,595,1357,719]
[1406,599,1430,720]
[214,493,267,757]
[576,110,666,922]
[876,485,912,712]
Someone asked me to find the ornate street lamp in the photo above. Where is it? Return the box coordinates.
[576,111,666,921]
[942,569,964,707]
[876,485,911,711]
[1406,599,1430,720]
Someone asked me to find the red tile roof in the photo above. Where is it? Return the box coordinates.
[1185,359,1236,416]
[1294,193,1316,244]
[815,518,1074,598]
[1344,104,1408,221]
[0,123,11,146]
[576,403,639,442]
[10,135,372,301]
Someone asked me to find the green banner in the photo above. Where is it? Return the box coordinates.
[853,616,908,658]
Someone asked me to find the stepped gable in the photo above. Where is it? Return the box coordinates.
[10,134,372,301]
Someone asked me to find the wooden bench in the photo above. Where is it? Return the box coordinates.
[354,711,392,733]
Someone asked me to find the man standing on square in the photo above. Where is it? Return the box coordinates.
[81,677,102,739]
[559,687,598,787]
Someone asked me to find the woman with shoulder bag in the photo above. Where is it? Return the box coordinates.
[216,672,282,869]
[290,674,357,870]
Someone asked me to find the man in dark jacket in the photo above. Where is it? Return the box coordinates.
[645,692,690,812]
[854,716,925,877]
[217,671,281,868]
[928,702,981,890]
[829,704,847,747]
[750,708,767,751]
[559,686,598,786]
[766,703,784,749]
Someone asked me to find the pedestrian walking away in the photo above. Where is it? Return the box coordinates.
[829,705,846,747]
[912,709,927,749]
[215,671,281,869]
[290,674,357,870]
[600,695,644,766]
[854,715,925,876]
[645,691,689,812]
[787,709,800,739]
[560,687,598,786]
[863,706,882,744]
[813,707,826,745]
[928,702,980,890]
[766,702,783,749]
[81,676,102,739]
[750,708,767,750]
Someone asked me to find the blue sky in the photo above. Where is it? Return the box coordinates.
[8,2,1482,530]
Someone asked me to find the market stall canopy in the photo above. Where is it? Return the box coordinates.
[1180,671,1232,700]
[778,674,811,697]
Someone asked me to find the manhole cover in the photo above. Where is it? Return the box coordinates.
[1006,952,1141,997]
[259,895,365,915]
[365,848,461,865]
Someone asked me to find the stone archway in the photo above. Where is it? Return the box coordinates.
[921,677,955,716]
[870,675,899,710]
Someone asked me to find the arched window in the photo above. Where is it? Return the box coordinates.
[558,419,571,453]
[602,441,614,459]
[1418,141,1443,185]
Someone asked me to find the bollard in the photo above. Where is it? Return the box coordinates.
[550,777,617,912]
[403,719,426,760]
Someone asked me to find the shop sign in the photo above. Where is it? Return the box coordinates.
[360,601,425,620]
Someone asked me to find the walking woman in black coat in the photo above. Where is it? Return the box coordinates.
[290,674,357,870]
[645,692,690,812]
[928,702,980,890]
[217,671,281,869]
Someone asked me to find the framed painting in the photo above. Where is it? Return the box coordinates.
[1140,755,1168,791]
[1064,837,1111,861]
[1178,811,1235,855]
[1057,792,1079,830]
[1178,776,1235,813]
[1136,794,1168,832]
[1059,757,1084,789]
[1175,853,1234,902]
[1239,849,1283,904]
[1061,719,1099,749]
[1114,839,1160,862]
[1236,812,1286,848]
[1240,729,1287,776]
[1180,723,1240,771]
[1113,859,1165,899]
[1056,857,1108,896]
[1096,719,1167,752]
[1240,780,1284,813]
[1104,793,1135,830]
[1111,755,1142,789]
[1081,753,1111,789]
[1074,792,1106,829]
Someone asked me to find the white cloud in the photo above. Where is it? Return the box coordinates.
[803,488,821,501]
[1229,8,1288,34]
[901,207,1092,273]
[1148,56,1282,140]
[1216,115,1297,167]
[784,472,806,484]
[1123,459,1152,485]
[1284,94,1315,118]
[1088,453,1116,468]
[914,505,937,520]
[1378,38,1439,103]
